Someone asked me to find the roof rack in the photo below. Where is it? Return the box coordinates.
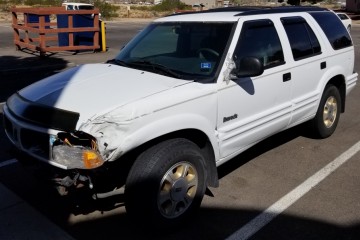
[171,6,267,16]
[234,6,329,16]
[205,6,270,13]
[171,6,329,17]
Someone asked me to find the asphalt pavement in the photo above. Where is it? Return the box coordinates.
[0,46,115,74]
[0,180,74,240]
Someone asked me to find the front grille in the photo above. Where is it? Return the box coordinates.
[20,128,50,159]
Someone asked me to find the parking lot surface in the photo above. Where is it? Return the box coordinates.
[1,21,360,240]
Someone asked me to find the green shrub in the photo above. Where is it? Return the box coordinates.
[131,5,151,11]
[93,0,119,19]
[152,0,191,12]
[1,0,23,5]
[0,0,7,10]
[0,4,10,12]
[23,0,62,7]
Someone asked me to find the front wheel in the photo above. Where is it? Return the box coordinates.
[311,84,341,138]
[125,138,207,227]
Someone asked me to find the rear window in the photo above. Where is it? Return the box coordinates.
[337,13,349,20]
[78,6,94,10]
[310,12,352,50]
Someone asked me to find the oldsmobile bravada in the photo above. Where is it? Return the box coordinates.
[3,6,357,226]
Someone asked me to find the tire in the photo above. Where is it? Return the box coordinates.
[125,138,207,228]
[311,84,341,138]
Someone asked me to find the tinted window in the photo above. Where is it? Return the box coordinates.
[78,6,95,10]
[233,19,284,69]
[310,12,352,50]
[281,17,321,61]
[337,13,349,20]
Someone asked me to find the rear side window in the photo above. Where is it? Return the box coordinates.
[78,6,95,10]
[310,12,352,50]
[234,19,285,69]
[281,17,321,61]
[337,13,349,20]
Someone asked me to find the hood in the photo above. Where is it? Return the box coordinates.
[19,63,191,126]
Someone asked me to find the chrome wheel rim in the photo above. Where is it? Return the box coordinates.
[158,162,198,219]
[323,96,338,128]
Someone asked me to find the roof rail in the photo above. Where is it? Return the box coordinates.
[171,6,329,17]
[206,6,270,13]
[234,6,329,16]
[171,6,268,16]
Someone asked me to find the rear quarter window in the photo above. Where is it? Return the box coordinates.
[281,17,321,61]
[310,12,352,50]
[337,13,349,20]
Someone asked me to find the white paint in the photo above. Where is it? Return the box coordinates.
[18,64,192,128]
[226,140,360,240]
[0,159,17,168]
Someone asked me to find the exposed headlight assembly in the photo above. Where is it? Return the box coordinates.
[51,131,104,169]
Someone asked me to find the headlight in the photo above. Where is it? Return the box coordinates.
[51,131,104,169]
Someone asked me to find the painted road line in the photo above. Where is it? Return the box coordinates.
[0,159,17,168]
[226,140,360,240]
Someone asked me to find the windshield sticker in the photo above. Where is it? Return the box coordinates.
[201,63,212,69]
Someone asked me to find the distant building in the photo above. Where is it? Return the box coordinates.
[346,0,360,13]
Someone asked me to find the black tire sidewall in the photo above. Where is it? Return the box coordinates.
[313,85,341,138]
[125,138,206,226]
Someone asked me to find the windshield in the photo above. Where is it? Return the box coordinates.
[113,22,235,80]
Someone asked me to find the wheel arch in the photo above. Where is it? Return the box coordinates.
[124,129,219,188]
[326,74,346,113]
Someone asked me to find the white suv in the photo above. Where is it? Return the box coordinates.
[62,2,101,18]
[62,2,95,11]
[3,6,358,226]
[337,12,352,32]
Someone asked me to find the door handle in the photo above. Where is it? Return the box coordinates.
[283,72,291,82]
[321,61,326,69]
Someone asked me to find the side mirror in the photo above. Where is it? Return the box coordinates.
[231,57,264,78]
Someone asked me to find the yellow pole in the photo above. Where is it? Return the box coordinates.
[101,21,106,52]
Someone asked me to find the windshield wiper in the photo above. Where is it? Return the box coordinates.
[128,60,182,79]
[106,59,129,67]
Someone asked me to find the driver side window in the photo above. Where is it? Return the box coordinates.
[234,19,285,69]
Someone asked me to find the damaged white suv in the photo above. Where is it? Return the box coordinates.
[3,6,358,226]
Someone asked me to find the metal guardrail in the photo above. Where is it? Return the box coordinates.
[11,7,105,56]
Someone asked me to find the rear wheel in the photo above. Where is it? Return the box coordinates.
[311,84,341,138]
[125,138,206,227]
